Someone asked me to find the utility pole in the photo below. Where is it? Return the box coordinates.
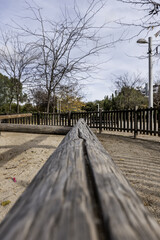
[148,37,153,108]
[137,37,153,108]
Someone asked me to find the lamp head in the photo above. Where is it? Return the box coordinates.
[137,38,148,44]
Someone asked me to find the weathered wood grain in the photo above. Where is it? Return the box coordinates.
[0,123,71,135]
[0,119,160,240]
[76,120,160,240]
[0,113,32,120]
[0,121,100,240]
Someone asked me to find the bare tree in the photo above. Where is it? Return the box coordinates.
[113,72,148,109]
[0,32,39,113]
[114,72,145,92]
[153,76,160,106]
[118,0,160,14]
[14,0,117,113]
[117,0,160,31]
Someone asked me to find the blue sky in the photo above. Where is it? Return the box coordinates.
[0,0,159,102]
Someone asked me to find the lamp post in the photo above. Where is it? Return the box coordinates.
[137,37,153,108]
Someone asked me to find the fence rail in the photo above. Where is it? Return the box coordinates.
[1,107,160,137]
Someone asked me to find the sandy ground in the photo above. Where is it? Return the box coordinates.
[0,130,160,225]
[0,132,64,222]
[97,131,160,224]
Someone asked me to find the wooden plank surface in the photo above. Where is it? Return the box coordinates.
[0,121,99,240]
[0,113,32,120]
[0,119,160,240]
[0,123,71,135]
[76,120,160,240]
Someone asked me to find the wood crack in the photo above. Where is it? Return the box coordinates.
[80,135,110,240]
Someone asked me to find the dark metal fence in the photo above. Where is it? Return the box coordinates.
[2,107,160,137]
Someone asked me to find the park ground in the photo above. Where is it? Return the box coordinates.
[0,130,160,224]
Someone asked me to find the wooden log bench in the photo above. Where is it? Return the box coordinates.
[0,114,71,135]
[0,113,32,121]
[0,113,31,135]
[0,123,71,135]
[0,119,160,240]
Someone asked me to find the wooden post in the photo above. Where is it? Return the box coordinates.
[149,108,153,135]
[154,108,156,136]
[68,111,71,127]
[99,109,102,134]
[158,106,160,137]
[134,106,138,139]
[37,112,40,125]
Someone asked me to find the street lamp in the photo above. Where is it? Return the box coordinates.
[137,37,153,108]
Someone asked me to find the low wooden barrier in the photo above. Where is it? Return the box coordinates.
[0,124,71,135]
[0,113,31,135]
[0,113,71,135]
[0,113,32,120]
[0,119,160,240]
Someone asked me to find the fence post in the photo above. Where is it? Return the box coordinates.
[99,109,102,134]
[134,106,138,139]
[158,107,160,137]
[37,112,40,125]
[68,111,71,127]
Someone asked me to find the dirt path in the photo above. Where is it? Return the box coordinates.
[0,130,160,226]
[97,131,160,224]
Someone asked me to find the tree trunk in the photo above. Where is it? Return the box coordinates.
[16,95,19,114]
[52,89,56,113]
[9,96,14,113]
[9,101,12,113]
[46,98,50,113]
[47,91,51,113]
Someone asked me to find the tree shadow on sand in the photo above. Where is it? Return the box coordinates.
[0,135,57,167]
